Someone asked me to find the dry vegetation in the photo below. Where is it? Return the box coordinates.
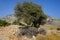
[36,34,60,40]
[36,25,60,40]
[0,25,60,40]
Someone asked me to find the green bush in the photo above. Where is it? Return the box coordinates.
[0,19,11,27]
[12,21,19,25]
[12,21,26,26]
[19,22,26,26]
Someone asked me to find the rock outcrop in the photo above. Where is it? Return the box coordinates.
[2,15,17,23]
[47,16,60,26]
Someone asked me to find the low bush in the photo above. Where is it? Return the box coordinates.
[12,21,19,25]
[19,22,26,26]
[0,19,11,27]
[12,21,26,26]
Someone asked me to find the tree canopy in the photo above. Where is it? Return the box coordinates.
[14,2,47,28]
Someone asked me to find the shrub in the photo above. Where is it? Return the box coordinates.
[0,19,11,27]
[12,21,19,25]
[12,21,26,26]
[19,22,26,26]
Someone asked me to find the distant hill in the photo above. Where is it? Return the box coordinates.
[46,16,60,26]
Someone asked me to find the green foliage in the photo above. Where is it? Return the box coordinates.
[14,2,47,28]
[12,21,26,26]
[19,22,26,26]
[0,19,11,27]
[12,20,19,25]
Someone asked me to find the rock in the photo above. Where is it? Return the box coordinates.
[38,29,46,35]
[18,27,38,37]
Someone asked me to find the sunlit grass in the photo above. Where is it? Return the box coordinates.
[36,34,60,40]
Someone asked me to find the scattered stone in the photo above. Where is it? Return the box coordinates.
[38,28,46,35]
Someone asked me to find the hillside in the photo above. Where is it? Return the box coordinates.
[2,14,60,26]
[0,25,60,40]
[46,16,60,26]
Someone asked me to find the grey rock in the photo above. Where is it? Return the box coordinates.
[38,28,46,35]
[2,14,17,23]
[18,26,38,37]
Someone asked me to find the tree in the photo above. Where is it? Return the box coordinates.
[14,2,47,28]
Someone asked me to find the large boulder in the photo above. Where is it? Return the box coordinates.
[18,26,38,37]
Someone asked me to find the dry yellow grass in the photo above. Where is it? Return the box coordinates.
[40,25,57,30]
[37,25,60,40]
[36,34,60,40]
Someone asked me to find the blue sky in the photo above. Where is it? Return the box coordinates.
[0,0,60,18]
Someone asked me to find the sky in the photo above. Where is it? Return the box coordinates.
[0,0,60,18]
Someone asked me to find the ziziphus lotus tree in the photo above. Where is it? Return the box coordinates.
[14,2,47,28]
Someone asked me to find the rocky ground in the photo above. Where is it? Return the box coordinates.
[0,25,36,40]
[0,25,19,40]
[0,25,60,40]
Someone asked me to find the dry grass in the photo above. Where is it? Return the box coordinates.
[37,25,60,40]
[36,34,60,40]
